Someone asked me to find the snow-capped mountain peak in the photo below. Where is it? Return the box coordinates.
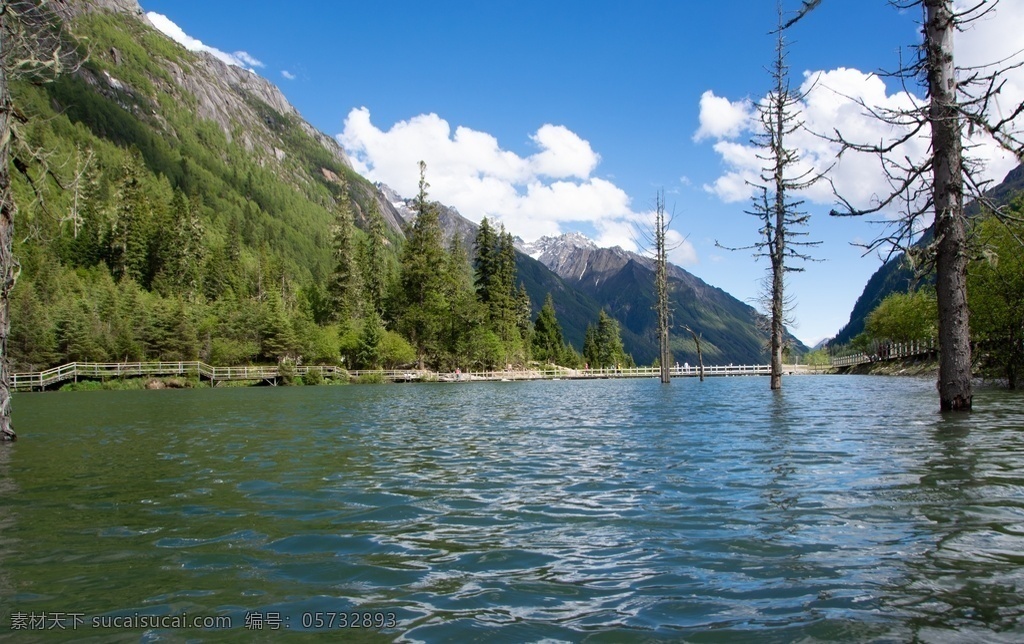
[518,232,598,260]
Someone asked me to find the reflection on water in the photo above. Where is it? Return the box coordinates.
[1,376,1023,641]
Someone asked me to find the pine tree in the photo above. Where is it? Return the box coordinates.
[584,311,629,369]
[474,216,498,304]
[398,161,447,368]
[439,233,485,369]
[327,185,362,323]
[361,200,389,316]
[532,293,565,364]
[583,323,599,368]
[109,151,152,284]
[171,193,205,300]
[597,310,625,368]
[356,309,384,369]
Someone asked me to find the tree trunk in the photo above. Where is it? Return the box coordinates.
[656,192,671,384]
[927,0,972,411]
[770,84,785,391]
[0,37,15,441]
[686,326,704,382]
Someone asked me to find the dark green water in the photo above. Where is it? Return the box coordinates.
[2,376,1023,642]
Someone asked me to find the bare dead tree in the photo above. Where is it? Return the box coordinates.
[826,0,1024,411]
[1,0,77,441]
[683,325,704,382]
[634,190,679,383]
[717,4,823,391]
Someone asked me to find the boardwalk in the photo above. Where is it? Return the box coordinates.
[829,338,936,368]
[10,361,795,391]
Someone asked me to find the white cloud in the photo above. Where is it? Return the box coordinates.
[693,91,755,142]
[339,108,697,263]
[697,2,1024,215]
[667,230,698,266]
[281,70,296,80]
[528,124,600,179]
[146,12,264,70]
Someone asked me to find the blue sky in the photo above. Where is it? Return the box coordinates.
[139,1,1023,346]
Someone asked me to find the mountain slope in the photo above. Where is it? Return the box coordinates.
[524,235,808,364]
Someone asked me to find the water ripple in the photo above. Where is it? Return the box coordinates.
[5,377,1024,640]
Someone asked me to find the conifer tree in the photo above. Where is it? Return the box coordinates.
[474,216,498,303]
[398,161,447,368]
[109,151,152,284]
[357,308,384,370]
[361,200,389,316]
[532,293,565,364]
[327,184,362,323]
[439,233,482,369]
[597,310,626,368]
[584,311,630,369]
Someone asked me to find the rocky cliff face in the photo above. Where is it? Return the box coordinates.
[67,0,350,172]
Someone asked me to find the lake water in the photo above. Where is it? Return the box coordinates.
[2,376,1024,642]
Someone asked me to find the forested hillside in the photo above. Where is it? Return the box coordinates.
[9,4,404,371]
[9,0,786,374]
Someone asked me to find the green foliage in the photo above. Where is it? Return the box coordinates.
[396,162,448,366]
[360,201,391,316]
[804,349,831,372]
[356,310,384,369]
[584,310,632,368]
[968,210,1024,387]
[301,368,323,386]
[327,185,362,322]
[278,360,297,386]
[864,290,938,344]
[532,293,567,364]
[355,371,387,384]
[472,217,531,366]
[379,330,416,368]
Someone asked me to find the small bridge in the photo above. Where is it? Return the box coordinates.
[11,362,784,391]
[10,361,347,391]
[830,338,937,368]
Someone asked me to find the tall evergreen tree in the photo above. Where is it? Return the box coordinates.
[109,151,152,284]
[361,200,389,316]
[584,310,630,369]
[356,308,384,370]
[474,216,498,304]
[327,184,362,323]
[533,293,565,363]
[438,233,482,369]
[398,161,447,368]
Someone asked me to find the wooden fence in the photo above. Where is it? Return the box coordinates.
[11,361,778,391]
[830,338,936,367]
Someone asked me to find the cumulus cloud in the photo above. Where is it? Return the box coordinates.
[339,108,695,262]
[666,230,698,266]
[281,70,296,80]
[697,2,1024,213]
[147,12,264,70]
[693,91,755,142]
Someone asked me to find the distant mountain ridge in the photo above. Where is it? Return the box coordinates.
[386,179,809,364]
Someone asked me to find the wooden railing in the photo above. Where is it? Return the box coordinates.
[10,361,352,391]
[11,361,782,391]
[830,338,937,367]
